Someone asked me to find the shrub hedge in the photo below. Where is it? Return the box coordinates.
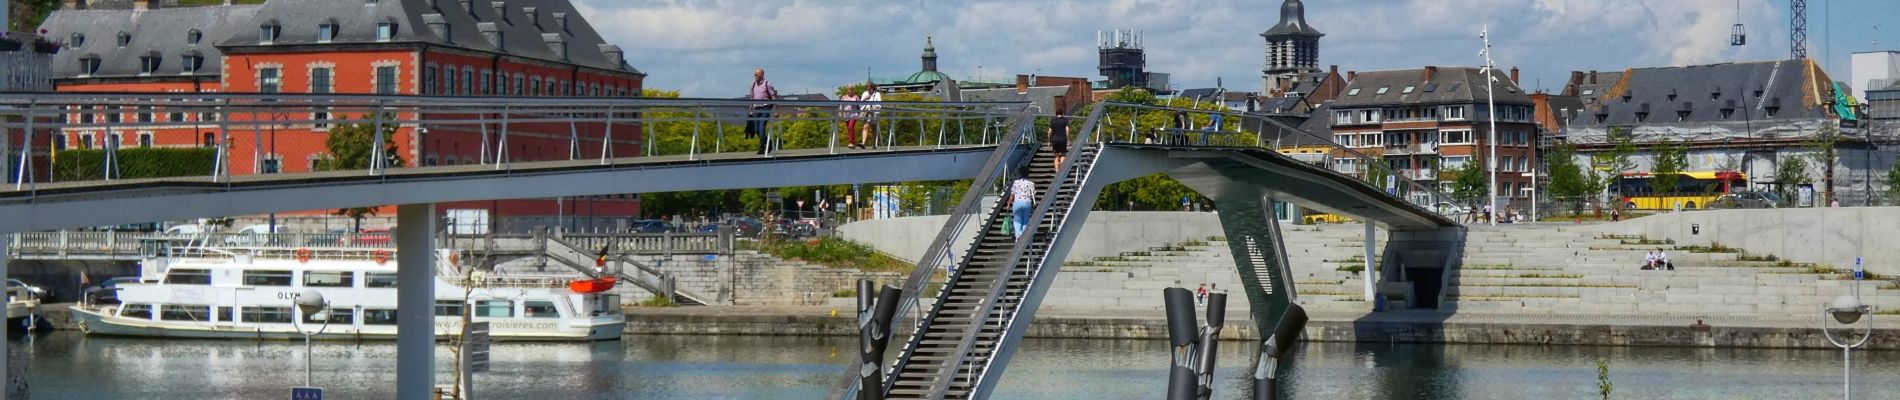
[52,148,218,181]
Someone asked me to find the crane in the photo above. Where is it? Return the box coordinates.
[1730,0,1746,46]
[1791,0,1807,59]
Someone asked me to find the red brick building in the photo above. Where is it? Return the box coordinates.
[1328,66,1540,208]
[39,0,646,220]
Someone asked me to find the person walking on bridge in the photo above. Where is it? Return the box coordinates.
[1010,170,1036,239]
[1049,108,1070,168]
[859,82,883,149]
[747,68,780,155]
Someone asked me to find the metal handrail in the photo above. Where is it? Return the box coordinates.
[829,104,1038,399]
[1097,102,1458,212]
[924,103,1109,399]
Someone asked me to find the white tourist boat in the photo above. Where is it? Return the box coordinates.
[70,244,624,341]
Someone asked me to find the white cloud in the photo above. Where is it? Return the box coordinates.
[573,0,1792,96]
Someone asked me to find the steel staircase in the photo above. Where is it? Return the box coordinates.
[882,143,1102,400]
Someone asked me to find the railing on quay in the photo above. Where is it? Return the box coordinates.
[0,93,1030,197]
[1094,102,1460,214]
[7,229,731,258]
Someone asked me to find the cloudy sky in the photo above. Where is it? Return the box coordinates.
[573,0,1896,97]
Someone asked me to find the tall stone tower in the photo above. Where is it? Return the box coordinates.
[1262,0,1323,94]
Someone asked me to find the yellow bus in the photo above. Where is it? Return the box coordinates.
[1611,171,1747,210]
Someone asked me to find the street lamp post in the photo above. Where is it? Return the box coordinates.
[1479,26,1500,226]
[1821,288,1872,399]
[1523,168,1537,223]
[292,289,331,389]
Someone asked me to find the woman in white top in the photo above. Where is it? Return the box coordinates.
[1644,250,1658,270]
[1010,171,1036,239]
[859,83,883,149]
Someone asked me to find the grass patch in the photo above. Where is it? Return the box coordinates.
[1463,264,1517,270]
[1619,237,1676,246]
[832,289,856,298]
[637,296,677,307]
[1180,239,1209,247]
[1878,281,1899,291]
[1063,261,1097,267]
[1517,273,1584,279]
[1093,256,1136,262]
[755,237,913,272]
[1677,242,1740,253]
[1207,236,1226,242]
[1336,265,1365,273]
[1736,252,1780,262]
[1122,251,1156,257]
[1326,255,1367,264]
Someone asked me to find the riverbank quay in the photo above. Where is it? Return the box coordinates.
[624,305,1900,350]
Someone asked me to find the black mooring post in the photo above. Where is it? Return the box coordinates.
[855,280,882,400]
[1195,292,1227,400]
[1254,304,1309,400]
[1163,287,1199,400]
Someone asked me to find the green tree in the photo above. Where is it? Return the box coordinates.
[314,115,404,232]
[1774,155,1810,204]
[1649,140,1688,195]
[1451,160,1488,204]
[1545,142,1591,214]
[1888,153,1900,204]
[1804,124,1844,204]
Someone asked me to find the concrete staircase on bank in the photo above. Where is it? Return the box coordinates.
[1043,223,1386,315]
[1446,227,1896,317]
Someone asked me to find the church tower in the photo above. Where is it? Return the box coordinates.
[1262,0,1323,94]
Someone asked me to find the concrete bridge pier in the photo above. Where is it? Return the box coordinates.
[396,204,436,400]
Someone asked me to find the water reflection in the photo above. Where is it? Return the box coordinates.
[19,332,1897,399]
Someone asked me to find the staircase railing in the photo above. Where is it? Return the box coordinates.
[830,105,1038,399]
[923,103,1109,399]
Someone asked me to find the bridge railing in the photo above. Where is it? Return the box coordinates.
[0,93,1029,197]
[1095,102,1461,216]
[6,229,733,259]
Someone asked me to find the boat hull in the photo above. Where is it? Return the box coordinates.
[70,306,624,341]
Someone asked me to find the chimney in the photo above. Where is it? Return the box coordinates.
[490,2,506,22]
[552,12,568,32]
[1016,74,1028,94]
[1423,66,1437,82]
[542,33,566,60]
[132,0,152,10]
[1569,71,1584,87]
[423,13,450,43]
[1510,66,1520,85]
[1588,70,1598,84]
[1329,65,1339,76]
[478,22,502,48]
[523,7,539,29]
[1347,70,1357,82]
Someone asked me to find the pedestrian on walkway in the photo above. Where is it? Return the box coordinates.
[1195,283,1208,306]
[1010,170,1036,239]
[841,88,862,149]
[1049,109,1070,168]
[746,68,779,155]
[859,83,883,149]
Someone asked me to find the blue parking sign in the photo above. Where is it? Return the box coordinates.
[1854,257,1864,280]
[291,387,323,400]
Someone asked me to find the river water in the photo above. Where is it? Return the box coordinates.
[18,331,1899,399]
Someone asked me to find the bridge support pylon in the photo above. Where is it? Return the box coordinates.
[396,204,436,400]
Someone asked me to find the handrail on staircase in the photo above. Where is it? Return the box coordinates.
[923,102,1109,399]
[829,104,1038,400]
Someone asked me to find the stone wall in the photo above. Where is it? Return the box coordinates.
[1587,207,1900,277]
[838,211,1227,263]
[628,254,902,306]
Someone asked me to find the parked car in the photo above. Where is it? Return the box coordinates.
[632,220,674,233]
[83,277,139,305]
[772,219,817,238]
[1708,192,1782,209]
[723,217,765,236]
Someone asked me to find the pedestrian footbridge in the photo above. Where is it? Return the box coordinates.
[1,95,1462,399]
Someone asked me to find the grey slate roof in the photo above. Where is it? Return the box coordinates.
[1333,67,1531,108]
[1297,102,1332,134]
[1263,0,1322,37]
[1570,70,1622,104]
[39,5,262,79]
[1177,88,1223,100]
[1259,95,1305,114]
[220,0,637,74]
[1566,60,1835,127]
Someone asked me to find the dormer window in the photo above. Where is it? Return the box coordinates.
[1635,103,1651,122]
[1677,102,1693,121]
[318,21,338,43]
[71,33,85,48]
[79,56,102,76]
[181,54,204,73]
[139,54,161,74]
[188,29,203,45]
[1710,89,1722,100]
[261,22,282,44]
[117,32,132,47]
[1666,89,1677,102]
[377,22,396,41]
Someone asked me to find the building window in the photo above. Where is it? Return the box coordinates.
[1376,86,1390,95]
[260,24,281,44]
[480,70,492,95]
[1402,86,1415,94]
[1441,130,1473,144]
[117,32,131,47]
[512,74,524,95]
[53,134,67,151]
[462,68,474,96]
[376,66,399,94]
[79,57,102,76]
[139,56,160,74]
[182,55,203,73]
[376,23,396,42]
[137,103,153,123]
[203,132,217,147]
[318,22,337,43]
[138,132,153,148]
[531,77,542,96]
[1359,109,1380,123]
[1445,106,1466,120]
[259,67,282,93]
[79,133,95,150]
[422,65,436,94]
[261,157,281,173]
[310,67,334,94]
[1501,156,1514,172]
[188,29,203,45]
[442,65,457,95]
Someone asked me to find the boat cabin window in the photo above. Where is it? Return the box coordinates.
[164,269,213,285]
[364,272,399,288]
[303,271,354,288]
[160,305,212,321]
[242,306,293,324]
[433,300,464,317]
[363,309,398,325]
[523,301,560,318]
[120,304,154,320]
[303,308,354,325]
[475,300,513,318]
[217,307,233,323]
[242,270,294,286]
